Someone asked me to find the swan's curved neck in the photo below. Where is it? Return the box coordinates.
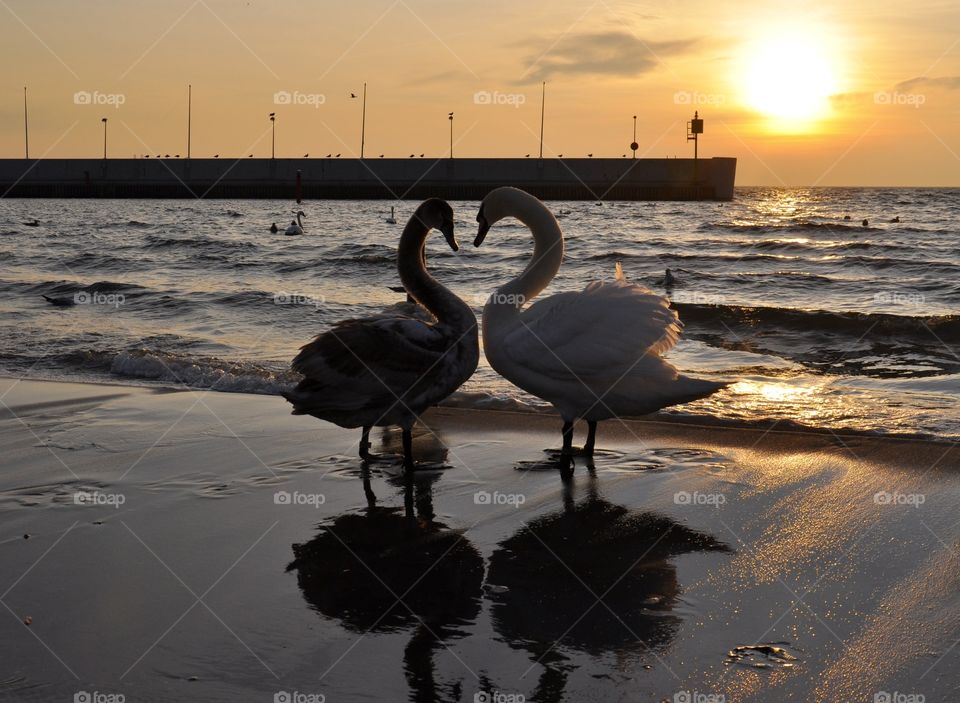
[398,216,471,326]
[497,195,563,304]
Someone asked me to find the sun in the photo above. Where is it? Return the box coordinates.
[741,30,841,129]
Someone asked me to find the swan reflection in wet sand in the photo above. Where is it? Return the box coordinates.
[486,463,731,702]
[286,468,483,703]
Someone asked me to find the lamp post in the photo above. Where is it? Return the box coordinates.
[630,115,638,159]
[23,86,29,159]
[269,112,276,159]
[360,83,366,158]
[187,84,192,160]
[448,112,454,158]
[538,81,545,159]
[101,117,108,159]
[350,85,368,158]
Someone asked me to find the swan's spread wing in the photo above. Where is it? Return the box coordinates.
[503,280,681,378]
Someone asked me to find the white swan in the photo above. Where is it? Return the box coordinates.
[285,210,305,235]
[283,199,478,469]
[474,187,726,455]
[386,206,397,224]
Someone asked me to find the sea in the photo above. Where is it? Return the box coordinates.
[1,187,958,442]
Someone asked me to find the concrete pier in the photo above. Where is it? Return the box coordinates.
[0,157,736,200]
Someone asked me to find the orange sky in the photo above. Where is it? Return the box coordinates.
[1,0,959,185]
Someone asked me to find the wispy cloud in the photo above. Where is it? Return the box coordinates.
[518,31,698,82]
[895,76,960,92]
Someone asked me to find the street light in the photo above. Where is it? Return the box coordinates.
[351,83,367,158]
[448,112,454,158]
[101,117,108,159]
[269,112,276,159]
[538,81,545,159]
[187,84,192,160]
[23,86,29,159]
[630,115,638,159]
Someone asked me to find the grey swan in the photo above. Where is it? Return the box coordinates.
[283,199,479,469]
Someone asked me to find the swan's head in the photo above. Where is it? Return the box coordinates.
[474,187,531,247]
[418,198,458,252]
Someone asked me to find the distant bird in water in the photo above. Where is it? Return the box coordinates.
[386,206,397,225]
[843,215,851,220]
[269,222,279,233]
[286,211,306,236]
[890,216,900,223]
[664,268,678,287]
[42,294,75,307]
[283,199,478,469]
[862,219,869,227]
[23,219,39,227]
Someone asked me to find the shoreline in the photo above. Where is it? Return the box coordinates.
[4,373,957,448]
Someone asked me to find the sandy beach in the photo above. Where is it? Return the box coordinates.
[1,377,958,702]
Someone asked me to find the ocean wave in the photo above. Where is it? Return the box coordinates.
[144,235,258,251]
[705,221,880,233]
[19,279,146,295]
[674,302,960,344]
[750,239,909,253]
[108,350,295,394]
[63,252,145,270]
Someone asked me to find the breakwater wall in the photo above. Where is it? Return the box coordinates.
[0,157,736,200]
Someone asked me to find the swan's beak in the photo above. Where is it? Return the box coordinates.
[475,216,490,247]
[440,222,459,252]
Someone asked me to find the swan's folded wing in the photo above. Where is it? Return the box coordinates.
[292,316,448,384]
[503,281,681,378]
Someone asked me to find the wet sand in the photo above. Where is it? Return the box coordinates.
[1,378,958,702]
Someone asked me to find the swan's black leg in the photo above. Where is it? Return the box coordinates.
[583,421,597,456]
[561,421,574,455]
[359,426,373,461]
[402,428,415,471]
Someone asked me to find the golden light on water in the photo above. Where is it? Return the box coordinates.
[733,381,816,403]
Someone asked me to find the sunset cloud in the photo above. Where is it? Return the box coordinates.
[520,31,698,82]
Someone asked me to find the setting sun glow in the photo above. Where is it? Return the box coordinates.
[742,30,841,130]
